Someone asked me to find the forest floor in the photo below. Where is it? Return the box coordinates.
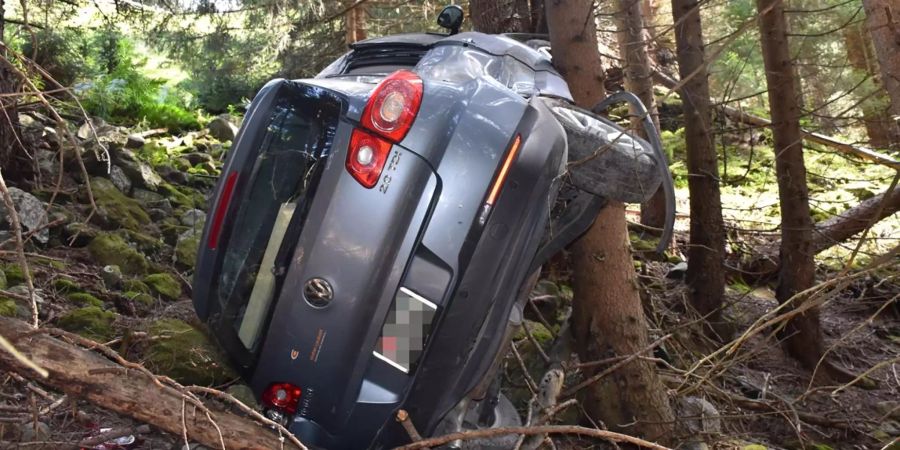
[0,109,898,450]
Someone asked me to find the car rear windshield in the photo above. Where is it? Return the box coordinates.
[216,85,341,350]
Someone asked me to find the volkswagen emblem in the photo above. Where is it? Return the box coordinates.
[304,277,334,307]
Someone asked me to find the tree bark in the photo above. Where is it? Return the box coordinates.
[344,3,367,45]
[612,0,666,230]
[843,22,899,149]
[547,0,674,441]
[470,0,533,34]
[862,0,900,141]
[0,0,24,179]
[756,0,827,372]
[670,0,726,322]
[0,317,305,450]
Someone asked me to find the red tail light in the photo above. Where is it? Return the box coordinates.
[207,171,238,249]
[346,128,393,188]
[361,70,423,143]
[261,382,302,414]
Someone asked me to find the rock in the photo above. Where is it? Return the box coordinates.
[162,169,190,185]
[109,165,132,194]
[144,319,236,385]
[118,158,162,190]
[125,134,146,149]
[0,187,49,243]
[57,306,116,341]
[2,263,25,286]
[666,261,688,280]
[7,285,44,304]
[175,229,201,268]
[207,115,238,142]
[226,384,259,409]
[88,234,149,275]
[677,396,721,434]
[144,273,181,300]
[101,265,123,289]
[19,421,51,441]
[89,177,151,231]
[0,270,5,290]
[132,188,173,213]
[18,113,37,128]
[62,222,98,247]
[148,208,169,221]
[77,118,108,140]
[183,152,214,166]
[181,209,206,227]
[67,292,104,308]
[0,298,16,317]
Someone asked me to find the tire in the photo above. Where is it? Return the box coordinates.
[542,98,662,204]
[434,393,522,449]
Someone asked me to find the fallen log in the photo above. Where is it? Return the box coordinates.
[0,316,305,450]
[811,187,900,254]
[652,71,900,171]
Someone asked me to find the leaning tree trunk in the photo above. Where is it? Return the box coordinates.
[547,0,674,442]
[862,0,900,145]
[612,0,667,231]
[757,0,842,378]
[671,0,726,324]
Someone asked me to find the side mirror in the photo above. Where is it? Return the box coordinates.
[437,5,464,35]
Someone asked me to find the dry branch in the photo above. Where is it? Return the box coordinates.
[393,425,671,450]
[0,317,305,450]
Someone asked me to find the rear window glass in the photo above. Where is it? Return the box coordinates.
[217,86,341,349]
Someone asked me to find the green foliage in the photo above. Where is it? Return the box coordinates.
[59,30,200,131]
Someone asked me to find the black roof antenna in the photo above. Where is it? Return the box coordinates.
[437,5,464,35]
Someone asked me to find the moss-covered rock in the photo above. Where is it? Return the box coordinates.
[89,177,151,231]
[53,278,81,294]
[2,264,25,286]
[0,298,16,317]
[121,279,150,294]
[143,273,181,300]
[57,306,116,341]
[122,230,165,254]
[67,292,104,308]
[88,234,149,275]
[123,290,154,306]
[144,319,235,386]
[175,230,200,268]
[159,182,202,209]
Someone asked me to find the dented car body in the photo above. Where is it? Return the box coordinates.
[193,27,670,450]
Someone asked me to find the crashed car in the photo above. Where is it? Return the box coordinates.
[192,6,673,449]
